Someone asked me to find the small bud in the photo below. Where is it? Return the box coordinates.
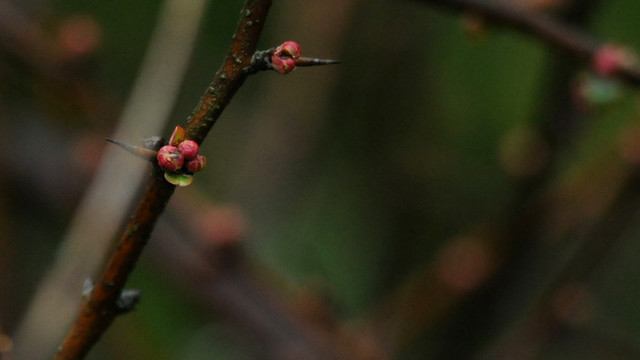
[186,154,207,173]
[279,41,301,59]
[178,140,199,160]
[593,45,628,77]
[157,145,184,172]
[271,56,296,74]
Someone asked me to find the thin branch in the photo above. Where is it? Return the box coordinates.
[415,0,640,86]
[13,0,209,357]
[54,177,175,360]
[53,1,272,359]
[11,0,210,358]
[183,1,272,145]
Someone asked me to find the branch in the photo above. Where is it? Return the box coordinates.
[183,1,271,145]
[53,1,272,359]
[12,1,209,358]
[415,0,640,86]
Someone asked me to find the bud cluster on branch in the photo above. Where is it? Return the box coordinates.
[157,126,207,187]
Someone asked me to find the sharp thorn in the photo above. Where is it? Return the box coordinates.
[106,138,158,162]
[295,57,341,67]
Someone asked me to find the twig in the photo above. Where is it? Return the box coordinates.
[12,0,210,358]
[183,1,272,145]
[53,1,272,359]
[415,0,640,86]
[54,176,176,360]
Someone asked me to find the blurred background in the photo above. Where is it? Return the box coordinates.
[3,0,640,359]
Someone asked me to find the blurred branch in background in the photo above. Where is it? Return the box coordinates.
[416,0,640,86]
[429,1,603,358]
[147,191,385,360]
[488,154,640,359]
[365,0,640,358]
[11,0,210,358]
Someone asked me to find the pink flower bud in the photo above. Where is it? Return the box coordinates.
[271,56,296,74]
[186,155,207,173]
[279,41,301,59]
[270,41,301,74]
[593,45,627,77]
[178,140,199,160]
[157,145,184,172]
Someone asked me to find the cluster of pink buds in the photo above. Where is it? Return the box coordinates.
[271,41,301,75]
[157,126,207,186]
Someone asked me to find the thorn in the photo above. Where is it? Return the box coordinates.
[295,56,341,67]
[106,138,158,162]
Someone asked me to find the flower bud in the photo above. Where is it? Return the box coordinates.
[178,140,199,160]
[271,56,296,74]
[279,41,301,59]
[157,145,184,172]
[593,45,628,77]
[186,154,207,173]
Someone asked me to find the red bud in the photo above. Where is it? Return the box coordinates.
[186,154,207,173]
[279,41,301,59]
[178,140,199,160]
[271,56,296,74]
[157,145,184,172]
[593,45,627,77]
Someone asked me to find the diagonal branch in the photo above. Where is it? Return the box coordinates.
[415,0,640,86]
[53,1,272,359]
[184,1,271,145]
